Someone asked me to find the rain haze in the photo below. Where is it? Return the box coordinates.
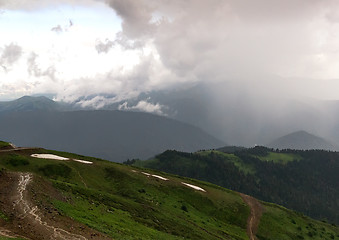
[1,0,339,146]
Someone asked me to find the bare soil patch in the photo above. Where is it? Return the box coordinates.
[240,193,264,240]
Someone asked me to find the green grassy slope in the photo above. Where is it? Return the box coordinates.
[133,147,339,225]
[0,144,338,239]
[0,148,249,240]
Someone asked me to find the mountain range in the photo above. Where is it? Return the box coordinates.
[0,96,223,162]
[0,95,338,162]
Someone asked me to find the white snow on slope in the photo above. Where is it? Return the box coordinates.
[181,182,206,192]
[31,154,93,164]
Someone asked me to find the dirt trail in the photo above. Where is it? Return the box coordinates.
[0,147,39,153]
[14,173,88,240]
[0,172,112,240]
[0,227,29,239]
[240,193,264,240]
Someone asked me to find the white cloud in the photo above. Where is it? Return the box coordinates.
[119,100,167,115]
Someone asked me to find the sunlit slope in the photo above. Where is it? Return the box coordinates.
[133,147,339,225]
[0,144,338,240]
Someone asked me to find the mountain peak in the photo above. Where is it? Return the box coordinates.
[267,130,338,151]
[15,95,54,102]
[0,95,60,113]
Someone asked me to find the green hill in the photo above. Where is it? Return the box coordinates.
[132,146,339,225]
[0,143,338,239]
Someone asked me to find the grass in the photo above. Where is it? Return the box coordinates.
[257,202,339,240]
[198,150,256,175]
[0,141,10,149]
[0,211,8,221]
[0,147,338,239]
[49,167,250,240]
[0,148,250,240]
[256,152,301,164]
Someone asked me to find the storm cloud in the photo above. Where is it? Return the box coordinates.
[1,0,339,103]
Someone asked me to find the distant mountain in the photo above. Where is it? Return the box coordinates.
[267,130,338,151]
[0,96,72,113]
[0,110,224,162]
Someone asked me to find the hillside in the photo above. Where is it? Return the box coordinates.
[132,147,339,225]
[0,110,223,162]
[0,143,338,239]
[267,130,338,151]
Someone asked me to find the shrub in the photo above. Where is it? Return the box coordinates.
[7,156,29,167]
[181,205,188,212]
[39,164,72,179]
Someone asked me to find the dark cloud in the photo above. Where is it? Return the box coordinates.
[103,0,339,81]
[106,0,156,38]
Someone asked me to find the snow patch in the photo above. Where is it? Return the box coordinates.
[31,154,68,161]
[73,159,93,164]
[141,172,169,181]
[31,154,93,164]
[181,182,206,192]
[151,174,169,181]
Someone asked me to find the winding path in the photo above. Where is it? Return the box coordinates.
[14,173,88,240]
[240,193,263,240]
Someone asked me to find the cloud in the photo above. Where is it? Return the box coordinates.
[106,0,156,39]
[95,39,114,53]
[2,0,339,104]
[0,43,22,70]
[27,52,57,82]
[119,100,167,115]
[51,25,63,33]
[102,0,339,81]
[0,0,100,10]
[51,19,74,33]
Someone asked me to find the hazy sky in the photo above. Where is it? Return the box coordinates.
[1,0,339,105]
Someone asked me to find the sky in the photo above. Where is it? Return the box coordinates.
[1,0,339,108]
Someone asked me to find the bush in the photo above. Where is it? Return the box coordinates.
[7,156,29,167]
[181,205,188,212]
[39,164,72,179]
